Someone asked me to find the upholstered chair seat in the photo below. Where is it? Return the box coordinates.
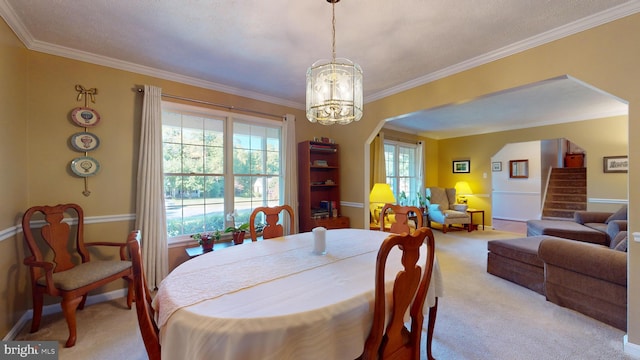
[36,261,132,290]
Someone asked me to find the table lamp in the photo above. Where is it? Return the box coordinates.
[369,183,396,225]
[455,181,472,204]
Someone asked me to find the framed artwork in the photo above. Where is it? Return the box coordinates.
[603,156,628,173]
[452,160,470,173]
[509,159,529,178]
[491,161,502,172]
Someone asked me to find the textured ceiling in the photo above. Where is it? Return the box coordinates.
[0,0,636,137]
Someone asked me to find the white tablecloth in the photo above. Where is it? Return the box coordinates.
[155,228,443,360]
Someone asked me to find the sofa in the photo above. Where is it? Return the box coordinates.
[538,231,628,330]
[488,206,628,330]
[526,205,627,246]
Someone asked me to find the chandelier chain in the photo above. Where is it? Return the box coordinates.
[331,1,336,62]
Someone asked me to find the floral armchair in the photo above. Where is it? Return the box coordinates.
[426,187,471,233]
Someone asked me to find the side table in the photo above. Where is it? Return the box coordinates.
[466,209,485,231]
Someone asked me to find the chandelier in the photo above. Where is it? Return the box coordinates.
[306,0,363,125]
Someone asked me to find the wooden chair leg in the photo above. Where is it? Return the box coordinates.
[30,287,44,333]
[78,294,88,310]
[442,224,447,233]
[61,296,83,347]
[426,297,439,360]
[126,276,134,309]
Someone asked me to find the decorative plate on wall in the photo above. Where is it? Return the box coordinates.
[70,156,100,177]
[70,132,100,152]
[71,107,101,127]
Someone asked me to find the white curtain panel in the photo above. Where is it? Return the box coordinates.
[283,114,298,234]
[135,85,169,288]
[417,141,425,200]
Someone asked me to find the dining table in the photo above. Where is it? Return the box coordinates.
[153,228,443,360]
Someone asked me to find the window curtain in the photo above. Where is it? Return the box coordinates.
[283,114,298,234]
[416,141,425,202]
[135,85,169,289]
[371,132,387,185]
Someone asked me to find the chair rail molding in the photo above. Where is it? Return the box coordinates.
[0,213,136,242]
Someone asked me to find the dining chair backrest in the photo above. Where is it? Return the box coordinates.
[249,205,295,241]
[127,230,161,360]
[21,203,133,347]
[359,227,436,360]
[379,204,423,234]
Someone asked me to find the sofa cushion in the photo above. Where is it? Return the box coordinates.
[526,219,608,246]
[614,238,628,252]
[605,205,628,223]
[584,222,607,234]
[606,220,628,243]
[443,209,469,219]
[610,231,628,252]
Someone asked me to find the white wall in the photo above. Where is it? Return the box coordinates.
[491,141,542,221]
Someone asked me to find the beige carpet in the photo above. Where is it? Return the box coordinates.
[14,229,635,359]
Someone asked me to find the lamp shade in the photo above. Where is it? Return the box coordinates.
[455,181,473,195]
[369,183,396,204]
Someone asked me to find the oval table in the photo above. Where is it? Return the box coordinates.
[153,228,443,360]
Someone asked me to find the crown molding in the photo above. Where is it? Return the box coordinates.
[365,1,640,103]
[2,1,639,109]
[0,1,302,110]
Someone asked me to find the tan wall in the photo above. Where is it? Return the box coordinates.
[0,19,29,337]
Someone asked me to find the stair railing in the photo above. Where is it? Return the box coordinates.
[540,165,553,219]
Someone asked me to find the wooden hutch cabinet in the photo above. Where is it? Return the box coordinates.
[297,141,350,232]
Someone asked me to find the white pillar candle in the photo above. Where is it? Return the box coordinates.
[312,227,327,255]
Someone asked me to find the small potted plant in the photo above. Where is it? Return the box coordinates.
[416,192,426,214]
[192,230,220,252]
[225,211,250,245]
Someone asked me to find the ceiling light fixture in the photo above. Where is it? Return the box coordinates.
[306,0,363,125]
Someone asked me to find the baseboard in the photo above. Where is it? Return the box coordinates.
[3,288,128,341]
[624,335,640,356]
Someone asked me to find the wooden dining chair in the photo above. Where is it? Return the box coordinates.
[379,204,423,234]
[127,230,161,360]
[21,203,133,348]
[359,227,436,360]
[249,205,295,241]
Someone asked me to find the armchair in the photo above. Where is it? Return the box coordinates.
[426,187,471,233]
[21,203,133,347]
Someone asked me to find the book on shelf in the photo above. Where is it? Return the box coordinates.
[309,144,337,152]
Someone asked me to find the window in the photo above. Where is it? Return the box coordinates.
[162,102,283,240]
[384,140,421,206]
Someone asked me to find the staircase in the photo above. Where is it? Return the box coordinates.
[542,167,587,219]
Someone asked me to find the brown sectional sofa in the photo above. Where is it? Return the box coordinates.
[488,206,628,330]
[526,206,627,246]
[538,232,627,330]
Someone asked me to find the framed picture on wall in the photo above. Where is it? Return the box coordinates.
[492,161,502,172]
[509,159,529,178]
[452,160,470,173]
[603,156,628,173]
